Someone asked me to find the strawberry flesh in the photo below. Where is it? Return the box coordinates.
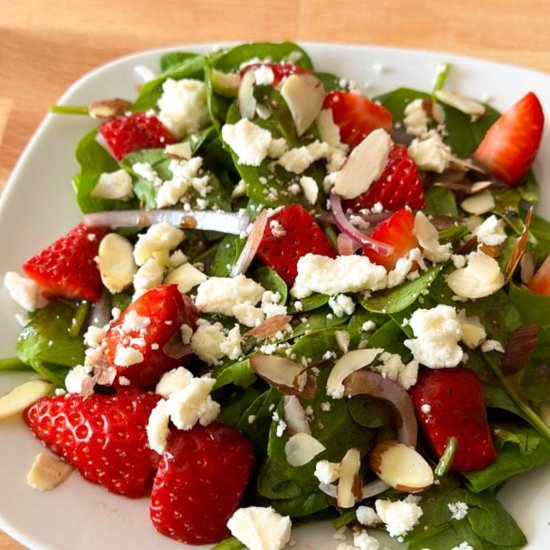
[23,223,107,302]
[104,284,200,391]
[323,90,392,149]
[410,367,497,472]
[24,391,160,497]
[473,91,544,186]
[150,422,254,544]
[344,143,425,212]
[99,113,175,160]
[257,204,336,285]
[363,208,418,270]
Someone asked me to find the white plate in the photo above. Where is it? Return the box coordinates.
[1,42,550,550]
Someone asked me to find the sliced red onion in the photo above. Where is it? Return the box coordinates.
[283,395,311,435]
[84,209,250,236]
[230,210,267,276]
[329,194,393,257]
[361,478,390,500]
[238,69,257,119]
[318,482,337,498]
[337,232,361,256]
[344,370,418,447]
[89,290,111,328]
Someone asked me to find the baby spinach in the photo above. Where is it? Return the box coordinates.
[509,282,550,325]
[424,185,459,217]
[375,88,429,122]
[213,359,255,390]
[211,537,245,550]
[208,234,246,276]
[252,267,288,304]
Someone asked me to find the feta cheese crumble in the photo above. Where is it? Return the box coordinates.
[375,495,423,538]
[448,501,469,521]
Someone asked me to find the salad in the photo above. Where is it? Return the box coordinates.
[1,41,550,550]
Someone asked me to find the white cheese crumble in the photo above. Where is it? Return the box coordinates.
[164,262,207,294]
[414,211,452,263]
[114,344,144,367]
[404,305,463,368]
[132,258,165,299]
[133,223,185,267]
[408,131,452,173]
[227,506,292,550]
[158,78,210,139]
[328,294,356,317]
[481,339,505,353]
[451,544,474,550]
[356,506,381,527]
[269,219,287,238]
[472,214,507,246]
[156,156,209,208]
[448,501,469,521]
[190,321,227,364]
[375,352,419,390]
[222,119,274,166]
[65,365,95,395]
[4,272,48,311]
[375,495,423,538]
[403,98,429,136]
[132,162,162,187]
[91,169,134,200]
[314,460,341,484]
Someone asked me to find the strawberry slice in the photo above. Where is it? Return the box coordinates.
[99,113,175,160]
[363,208,418,270]
[239,62,310,86]
[104,284,199,390]
[257,204,336,285]
[23,223,106,302]
[410,367,497,472]
[344,143,425,212]
[528,254,550,296]
[150,422,254,544]
[24,391,160,497]
[323,90,393,149]
[473,92,544,186]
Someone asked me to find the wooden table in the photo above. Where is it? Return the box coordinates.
[1,0,550,547]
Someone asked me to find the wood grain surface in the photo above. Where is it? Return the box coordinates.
[1,0,550,548]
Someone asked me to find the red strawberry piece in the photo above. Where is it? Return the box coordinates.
[323,90,393,149]
[528,254,550,296]
[239,62,310,87]
[257,204,336,285]
[473,92,544,186]
[99,113,175,160]
[363,208,418,270]
[410,367,497,472]
[23,223,106,302]
[104,284,199,391]
[344,143,425,212]
[150,422,254,544]
[24,391,160,497]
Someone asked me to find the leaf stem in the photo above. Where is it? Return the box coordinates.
[435,436,458,476]
[0,357,30,371]
[485,354,550,443]
[432,62,451,93]
[50,105,89,115]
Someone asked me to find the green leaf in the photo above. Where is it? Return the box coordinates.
[289,328,348,365]
[509,282,550,325]
[213,359,256,390]
[208,234,246,276]
[291,307,349,338]
[0,357,31,372]
[424,186,459,217]
[438,224,469,244]
[288,294,330,314]
[375,87,429,122]
[253,267,288,304]
[67,301,90,338]
[271,491,330,518]
[348,395,394,428]
[159,51,199,72]
[361,266,443,314]
[17,301,86,371]
[257,459,305,500]
[432,62,450,93]
[216,386,262,426]
[434,436,458,477]
[211,537,246,550]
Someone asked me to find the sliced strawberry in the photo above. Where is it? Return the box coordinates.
[150,422,254,544]
[257,204,336,285]
[344,143,425,212]
[473,92,544,186]
[239,62,310,87]
[323,90,392,149]
[363,208,418,270]
[99,113,175,160]
[410,367,497,472]
[23,223,106,302]
[104,284,199,390]
[528,254,550,295]
[24,391,160,497]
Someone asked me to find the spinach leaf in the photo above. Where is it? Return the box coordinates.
[366,321,411,358]
[289,327,349,364]
[348,395,394,428]
[439,224,469,244]
[213,359,256,390]
[509,282,550,325]
[159,52,199,72]
[291,307,349,338]
[520,326,550,402]
[361,266,443,314]
[271,491,330,518]
[374,88,429,122]
[424,186,459,217]
[216,386,262,426]
[0,357,31,372]
[17,301,86,370]
[214,42,313,73]
[74,129,137,213]
[256,459,305,500]
[208,234,246,276]
[288,294,330,314]
[211,537,246,550]
[253,267,288,304]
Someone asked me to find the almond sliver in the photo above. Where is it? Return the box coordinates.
[0,379,53,420]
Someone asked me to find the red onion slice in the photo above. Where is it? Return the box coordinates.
[344,370,418,447]
[84,209,250,236]
[329,194,393,257]
[230,210,267,276]
[337,232,361,256]
[283,395,311,435]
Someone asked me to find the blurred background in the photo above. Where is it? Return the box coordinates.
[1,0,550,547]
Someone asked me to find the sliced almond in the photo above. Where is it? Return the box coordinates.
[0,380,53,419]
[461,190,495,215]
[165,142,192,160]
[250,354,308,392]
[88,98,132,120]
[326,348,383,399]
[335,330,350,354]
[285,432,326,467]
[280,73,325,136]
[98,233,137,294]
[435,90,485,117]
[316,109,342,147]
[211,69,241,98]
[336,448,362,508]
[299,176,319,205]
[283,395,311,435]
[245,315,292,340]
[369,440,433,493]
[520,252,536,285]
[447,251,504,299]
[238,69,257,120]
[27,451,73,491]
[165,262,207,294]
[460,316,486,349]
[469,180,493,194]
[333,129,391,199]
